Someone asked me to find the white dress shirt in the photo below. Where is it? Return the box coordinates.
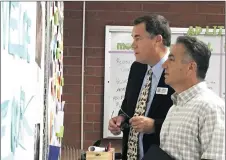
[138,52,169,159]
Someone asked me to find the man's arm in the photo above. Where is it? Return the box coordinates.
[152,86,174,135]
[199,103,225,160]
[153,119,164,135]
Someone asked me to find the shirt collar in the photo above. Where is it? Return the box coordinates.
[171,81,208,105]
[148,49,169,79]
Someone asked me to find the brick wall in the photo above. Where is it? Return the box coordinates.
[63,1,225,150]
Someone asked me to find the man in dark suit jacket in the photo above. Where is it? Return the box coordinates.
[108,14,174,160]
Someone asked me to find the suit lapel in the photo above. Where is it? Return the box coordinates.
[148,72,166,114]
[130,63,147,115]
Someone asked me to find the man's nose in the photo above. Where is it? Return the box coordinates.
[162,60,168,69]
[131,41,136,50]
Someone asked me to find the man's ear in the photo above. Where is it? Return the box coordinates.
[189,61,197,72]
[155,35,163,44]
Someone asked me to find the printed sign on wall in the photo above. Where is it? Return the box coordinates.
[1,2,38,160]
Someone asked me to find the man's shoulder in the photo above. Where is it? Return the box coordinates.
[129,61,147,79]
[195,89,225,113]
[131,61,147,71]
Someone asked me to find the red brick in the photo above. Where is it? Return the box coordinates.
[143,2,197,14]
[84,131,101,141]
[64,47,82,57]
[64,75,81,85]
[64,103,81,113]
[142,2,169,12]
[169,21,192,28]
[64,66,81,76]
[176,14,207,25]
[85,19,105,47]
[85,113,102,122]
[64,1,83,11]
[84,103,95,113]
[194,1,225,6]
[84,122,94,131]
[206,15,225,23]
[95,85,103,94]
[63,20,82,47]
[94,103,102,113]
[64,18,82,30]
[64,113,81,123]
[207,23,226,27]
[64,122,81,133]
[91,11,144,22]
[63,130,80,140]
[168,2,197,14]
[197,4,225,14]
[84,85,95,94]
[85,95,103,103]
[64,10,83,20]
[85,76,103,85]
[63,131,81,147]
[85,67,104,77]
[64,56,81,66]
[62,94,81,103]
[63,67,68,75]
[86,57,104,66]
[93,122,102,131]
[85,47,104,58]
[63,85,80,94]
[85,67,96,76]
[64,26,82,40]
[95,67,104,77]
[63,47,69,56]
[86,2,142,11]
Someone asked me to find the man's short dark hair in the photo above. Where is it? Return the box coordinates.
[133,14,171,47]
[176,36,211,80]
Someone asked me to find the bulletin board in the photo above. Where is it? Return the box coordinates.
[1,2,65,160]
[103,25,225,138]
[43,2,65,160]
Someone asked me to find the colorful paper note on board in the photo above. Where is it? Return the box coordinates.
[56,49,59,60]
[48,145,60,160]
[57,87,61,100]
[54,10,59,25]
[60,41,63,51]
[51,80,54,96]
[61,77,64,86]
[56,126,64,138]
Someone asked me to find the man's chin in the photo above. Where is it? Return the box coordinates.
[135,58,147,64]
[164,79,170,85]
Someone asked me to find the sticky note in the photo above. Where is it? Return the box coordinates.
[48,145,60,160]
[54,10,59,25]
[56,48,60,59]
[60,41,63,51]
[56,126,64,138]
[61,77,64,86]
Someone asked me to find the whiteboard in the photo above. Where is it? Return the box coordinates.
[103,25,225,138]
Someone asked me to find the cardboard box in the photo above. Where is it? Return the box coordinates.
[86,148,115,160]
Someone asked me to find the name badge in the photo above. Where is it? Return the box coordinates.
[156,87,168,95]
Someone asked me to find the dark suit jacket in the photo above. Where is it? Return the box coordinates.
[118,61,174,160]
[142,144,174,160]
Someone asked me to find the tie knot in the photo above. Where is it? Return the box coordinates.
[147,69,152,75]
